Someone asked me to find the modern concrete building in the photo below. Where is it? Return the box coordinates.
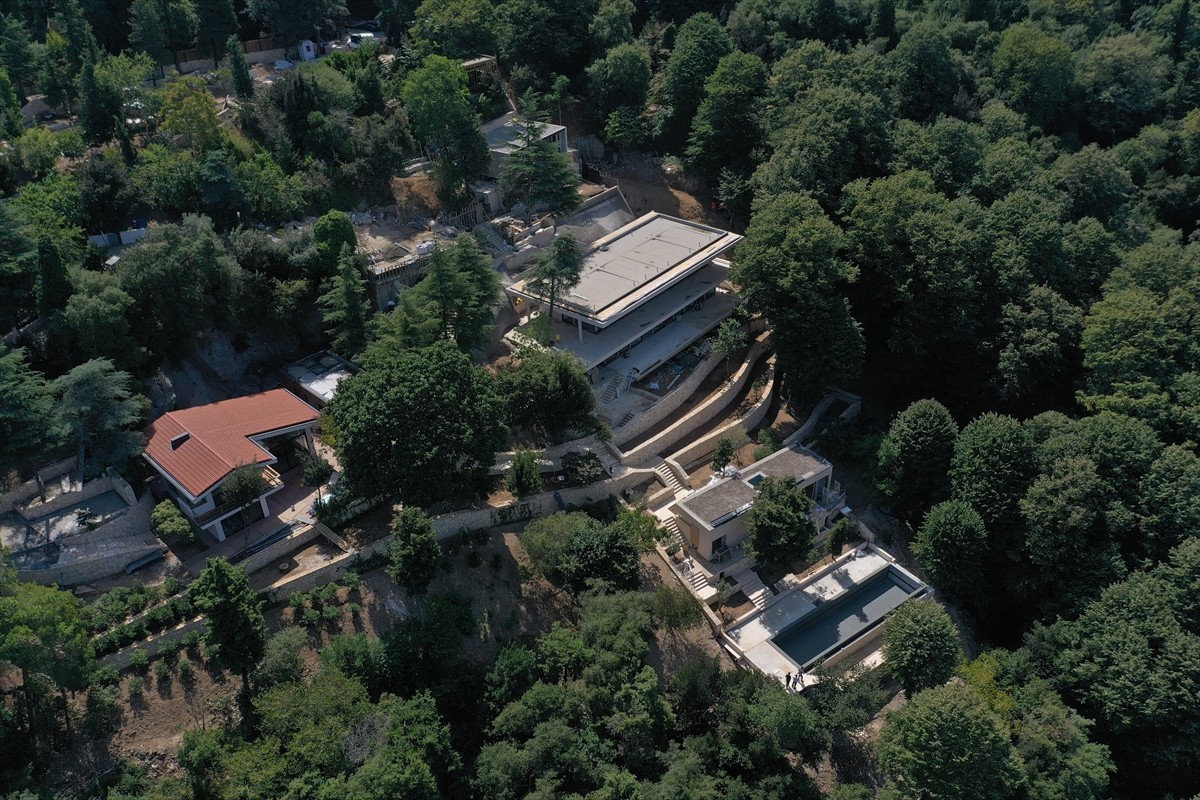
[143,390,320,542]
[482,112,576,180]
[672,443,843,562]
[280,351,360,408]
[505,212,743,383]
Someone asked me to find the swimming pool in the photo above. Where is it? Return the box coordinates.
[771,566,924,670]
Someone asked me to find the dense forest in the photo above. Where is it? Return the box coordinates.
[1,0,1200,798]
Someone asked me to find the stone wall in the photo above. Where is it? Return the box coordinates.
[669,369,776,471]
[0,456,78,513]
[428,467,657,537]
[619,335,772,466]
[239,523,322,575]
[22,494,163,587]
[492,434,606,475]
[18,474,118,518]
[611,348,725,447]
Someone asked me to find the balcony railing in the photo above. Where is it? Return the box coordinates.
[195,466,282,527]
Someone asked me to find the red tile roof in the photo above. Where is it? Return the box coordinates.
[144,389,319,499]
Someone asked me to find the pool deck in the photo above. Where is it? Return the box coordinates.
[724,548,897,678]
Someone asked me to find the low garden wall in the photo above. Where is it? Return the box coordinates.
[18,473,119,518]
[620,335,772,466]
[492,434,606,475]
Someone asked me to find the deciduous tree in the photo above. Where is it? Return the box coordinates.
[744,475,816,576]
[882,599,960,696]
[325,341,507,505]
[876,399,957,526]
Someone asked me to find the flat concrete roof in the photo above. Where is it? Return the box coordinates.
[482,113,566,155]
[283,352,360,405]
[508,213,742,326]
[679,443,833,530]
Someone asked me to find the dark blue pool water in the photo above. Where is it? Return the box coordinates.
[772,568,918,669]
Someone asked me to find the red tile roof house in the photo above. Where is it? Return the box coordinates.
[143,389,320,542]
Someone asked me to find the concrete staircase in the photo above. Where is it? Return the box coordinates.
[616,410,636,428]
[472,223,508,256]
[737,571,773,610]
[600,376,622,403]
[653,461,685,495]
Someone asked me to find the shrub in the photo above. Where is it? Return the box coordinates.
[129,648,150,671]
[128,676,145,698]
[507,449,543,496]
[147,603,175,628]
[91,665,120,687]
[322,605,342,623]
[163,576,182,596]
[182,629,202,650]
[177,658,195,683]
[153,660,172,682]
[341,571,361,591]
[152,500,195,542]
[561,451,606,485]
[84,684,118,735]
[348,603,362,619]
[156,639,181,662]
[289,591,308,610]
[754,426,781,461]
[303,455,334,486]
[302,608,321,626]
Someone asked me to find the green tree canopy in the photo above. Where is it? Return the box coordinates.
[882,599,961,697]
[320,244,371,358]
[51,358,146,482]
[913,501,988,605]
[191,557,267,702]
[0,347,59,475]
[876,399,958,526]
[386,506,442,603]
[401,55,489,207]
[659,12,732,147]
[325,341,507,505]
[498,348,597,437]
[731,192,863,393]
[878,682,1025,800]
[744,475,816,576]
[498,117,581,222]
[525,233,585,345]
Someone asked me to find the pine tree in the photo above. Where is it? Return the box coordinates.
[226,35,254,100]
[36,237,72,321]
[320,244,370,357]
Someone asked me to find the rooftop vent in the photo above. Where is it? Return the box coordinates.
[170,432,190,449]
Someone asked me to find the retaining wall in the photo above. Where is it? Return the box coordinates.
[428,467,658,537]
[22,494,162,587]
[619,335,772,466]
[492,434,605,475]
[18,474,118,518]
[611,347,725,447]
[238,523,322,575]
[671,367,776,471]
[0,456,78,513]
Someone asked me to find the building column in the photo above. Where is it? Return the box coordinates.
[577,315,583,342]
[259,496,270,516]
[210,519,226,542]
[303,427,315,456]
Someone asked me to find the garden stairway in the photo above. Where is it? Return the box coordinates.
[736,571,772,610]
[653,461,685,495]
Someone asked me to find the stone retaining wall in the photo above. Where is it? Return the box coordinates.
[619,335,772,466]
[611,347,725,447]
[0,456,78,513]
[239,523,322,575]
[669,368,776,471]
[18,474,116,518]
